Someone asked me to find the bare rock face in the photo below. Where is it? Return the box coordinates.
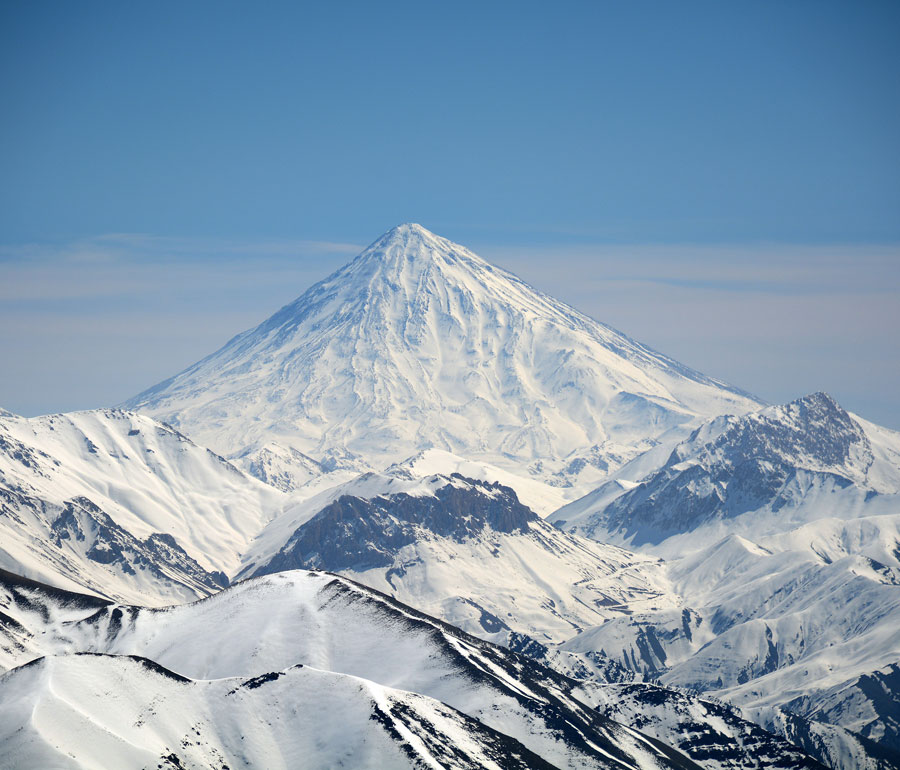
[578,392,874,545]
[255,474,536,574]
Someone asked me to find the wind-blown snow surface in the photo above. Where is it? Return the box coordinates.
[0,408,286,603]
[550,393,900,762]
[125,223,759,497]
[0,569,699,770]
[0,654,563,770]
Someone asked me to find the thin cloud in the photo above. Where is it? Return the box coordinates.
[0,233,362,266]
[0,234,363,301]
[482,242,900,296]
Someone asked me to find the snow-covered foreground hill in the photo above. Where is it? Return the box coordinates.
[1,568,843,770]
[124,223,760,498]
[0,568,707,770]
[551,393,900,763]
[0,408,286,604]
[1,654,566,770]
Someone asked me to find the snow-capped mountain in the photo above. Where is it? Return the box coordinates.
[124,223,760,498]
[238,470,678,646]
[552,392,897,549]
[549,393,900,763]
[5,223,896,769]
[0,408,286,603]
[0,568,705,770]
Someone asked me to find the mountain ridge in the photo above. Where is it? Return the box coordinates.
[549,391,900,765]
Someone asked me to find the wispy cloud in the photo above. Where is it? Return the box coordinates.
[482,241,900,296]
[0,233,363,263]
[0,234,363,302]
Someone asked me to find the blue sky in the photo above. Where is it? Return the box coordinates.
[2,1,899,427]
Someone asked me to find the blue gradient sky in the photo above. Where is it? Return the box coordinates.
[2,1,899,426]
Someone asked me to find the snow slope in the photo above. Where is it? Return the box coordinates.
[239,471,679,646]
[550,392,898,550]
[0,568,700,770]
[125,223,760,497]
[0,408,286,603]
[0,654,567,770]
[391,447,571,516]
[550,393,900,761]
[575,683,832,770]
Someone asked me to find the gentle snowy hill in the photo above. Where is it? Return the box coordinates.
[390,447,572,516]
[124,223,760,497]
[0,568,704,770]
[0,653,569,770]
[2,568,849,769]
[0,408,286,603]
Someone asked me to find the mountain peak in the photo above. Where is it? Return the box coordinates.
[790,391,841,413]
[368,222,441,252]
[357,222,481,272]
[125,225,760,478]
[384,222,434,239]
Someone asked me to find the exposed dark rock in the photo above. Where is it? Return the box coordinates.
[39,495,227,595]
[254,475,537,575]
[594,683,829,770]
[601,393,873,544]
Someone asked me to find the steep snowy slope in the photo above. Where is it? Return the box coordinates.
[125,223,759,496]
[0,655,568,770]
[556,516,900,763]
[574,682,896,770]
[0,569,702,770]
[1,568,850,770]
[550,393,900,761]
[0,408,286,603]
[238,471,678,645]
[551,392,898,550]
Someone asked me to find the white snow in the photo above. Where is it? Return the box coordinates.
[124,223,760,501]
[551,396,900,739]
[0,571,685,770]
[0,408,287,603]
